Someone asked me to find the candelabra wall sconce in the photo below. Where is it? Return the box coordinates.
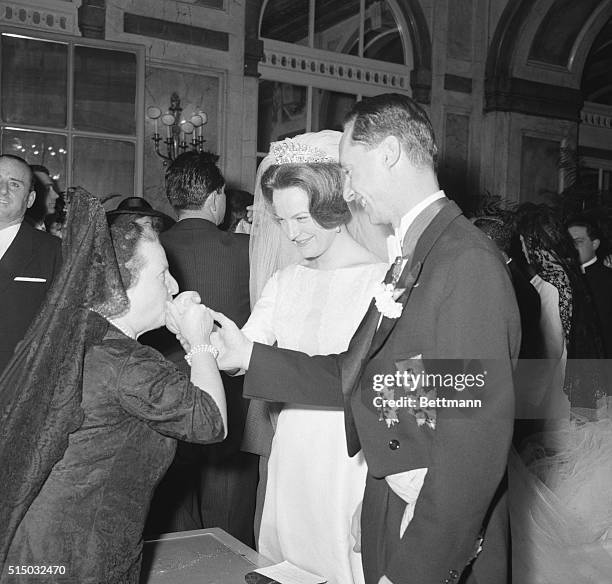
[146,92,208,163]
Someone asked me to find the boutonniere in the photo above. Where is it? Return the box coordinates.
[374,256,407,319]
[373,282,404,319]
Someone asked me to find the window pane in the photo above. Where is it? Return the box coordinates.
[315,0,360,52]
[581,168,600,192]
[1,35,68,127]
[74,46,137,135]
[363,1,404,64]
[258,81,307,153]
[260,0,309,44]
[312,89,356,132]
[2,129,67,189]
[73,137,135,198]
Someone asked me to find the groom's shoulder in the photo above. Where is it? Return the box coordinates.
[442,213,501,253]
[431,213,507,273]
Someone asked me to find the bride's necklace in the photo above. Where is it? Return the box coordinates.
[108,319,137,339]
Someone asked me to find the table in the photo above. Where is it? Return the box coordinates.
[140,528,273,584]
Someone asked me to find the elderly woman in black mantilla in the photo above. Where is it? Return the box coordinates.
[0,189,227,583]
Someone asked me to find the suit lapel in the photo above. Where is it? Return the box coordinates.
[0,222,33,294]
[340,255,401,397]
[367,199,463,358]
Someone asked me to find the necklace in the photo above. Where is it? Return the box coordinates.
[109,319,136,339]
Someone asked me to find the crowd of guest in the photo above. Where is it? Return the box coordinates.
[1,92,611,584]
[472,200,612,415]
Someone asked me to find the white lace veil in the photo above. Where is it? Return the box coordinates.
[249,130,389,305]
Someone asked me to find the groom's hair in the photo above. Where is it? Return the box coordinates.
[344,93,438,170]
[165,151,225,210]
[261,162,351,229]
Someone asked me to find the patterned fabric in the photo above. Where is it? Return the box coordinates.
[4,325,224,583]
[526,245,573,342]
[0,189,127,571]
[525,242,607,409]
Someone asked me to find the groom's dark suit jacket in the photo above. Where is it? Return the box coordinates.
[0,221,61,375]
[244,199,519,584]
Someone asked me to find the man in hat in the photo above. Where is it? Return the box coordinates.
[106,196,175,232]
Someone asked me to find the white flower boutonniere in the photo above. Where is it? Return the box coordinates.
[373,282,403,319]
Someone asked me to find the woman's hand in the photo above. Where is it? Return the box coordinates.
[178,303,214,348]
[166,291,201,334]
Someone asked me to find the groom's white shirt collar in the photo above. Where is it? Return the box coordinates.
[387,190,445,261]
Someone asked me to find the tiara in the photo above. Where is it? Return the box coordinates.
[270,140,336,165]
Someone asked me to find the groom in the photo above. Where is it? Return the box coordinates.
[212,93,519,584]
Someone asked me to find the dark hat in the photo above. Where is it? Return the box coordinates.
[106,196,175,231]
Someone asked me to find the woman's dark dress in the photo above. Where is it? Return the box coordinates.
[4,325,224,583]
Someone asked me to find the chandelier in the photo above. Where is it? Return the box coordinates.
[146,92,208,163]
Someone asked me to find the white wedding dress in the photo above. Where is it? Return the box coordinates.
[242,262,387,584]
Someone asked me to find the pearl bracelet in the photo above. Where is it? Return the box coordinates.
[185,344,219,366]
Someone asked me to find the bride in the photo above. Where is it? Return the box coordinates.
[238,130,388,584]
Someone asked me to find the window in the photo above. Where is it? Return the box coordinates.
[0,28,143,198]
[261,0,405,64]
[257,0,409,158]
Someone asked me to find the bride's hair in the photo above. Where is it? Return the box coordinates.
[260,162,351,229]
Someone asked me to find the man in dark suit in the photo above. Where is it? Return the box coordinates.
[0,155,61,375]
[212,94,519,584]
[568,216,612,357]
[146,151,256,546]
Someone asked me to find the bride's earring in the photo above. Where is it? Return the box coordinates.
[336,226,341,233]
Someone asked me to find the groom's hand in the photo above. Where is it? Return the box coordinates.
[209,310,254,371]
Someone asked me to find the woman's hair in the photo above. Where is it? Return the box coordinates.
[109,215,159,290]
[260,162,351,229]
[514,203,578,268]
[219,188,254,231]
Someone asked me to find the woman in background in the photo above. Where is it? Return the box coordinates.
[219,188,254,234]
[25,165,61,231]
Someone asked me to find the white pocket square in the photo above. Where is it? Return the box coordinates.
[14,276,47,282]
